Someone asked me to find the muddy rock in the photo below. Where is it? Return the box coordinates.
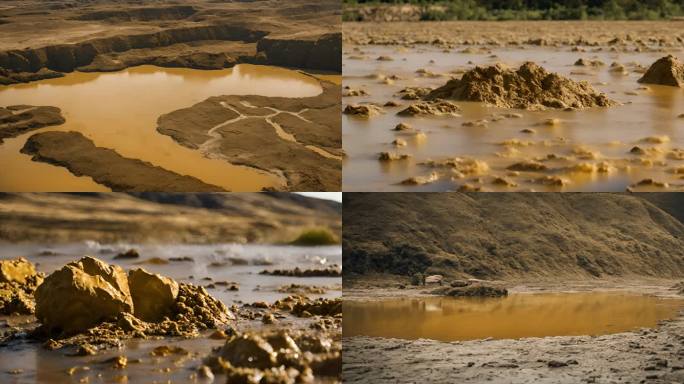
[113,249,139,260]
[638,55,684,87]
[426,62,617,109]
[260,265,342,277]
[397,99,461,116]
[221,334,277,369]
[0,105,65,144]
[343,104,383,117]
[434,284,508,298]
[128,268,179,322]
[0,257,37,284]
[0,257,43,315]
[35,256,133,334]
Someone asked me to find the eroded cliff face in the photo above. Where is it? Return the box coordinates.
[0,0,341,84]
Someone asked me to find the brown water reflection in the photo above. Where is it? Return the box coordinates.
[343,293,684,341]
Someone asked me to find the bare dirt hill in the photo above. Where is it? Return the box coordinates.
[343,193,684,280]
[0,192,341,244]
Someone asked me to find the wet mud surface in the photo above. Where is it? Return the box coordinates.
[343,21,684,191]
[343,281,684,384]
[0,243,341,383]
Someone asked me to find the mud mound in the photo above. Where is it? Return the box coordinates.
[21,131,225,192]
[0,105,65,144]
[34,256,231,338]
[205,329,341,381]
[426,62,617,110]
[0,258,43,315]
[638,55,684,87]
[343,193,684,280]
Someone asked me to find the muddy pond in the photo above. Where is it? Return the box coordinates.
[343,46,684,191]
[343,293,684,341]
[0,64,326,192]
[0,243,341,383]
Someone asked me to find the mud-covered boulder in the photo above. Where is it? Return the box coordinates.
[221,333,277,369]
[0,257,37,284]
[427,62,617,109]
[35,256,133,334]
[128,268,178,322]
[638,55,684,87]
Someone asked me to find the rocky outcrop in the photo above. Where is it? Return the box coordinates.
[638,55,684,87]
[128,268,179,322]
[35,257,133,334]
[0,105,65,144]
[427,62,617,110]
[20,131,225,192]
[34,256,231,336]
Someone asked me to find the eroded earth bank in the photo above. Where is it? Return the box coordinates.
[343,21,684,191]
[342,192,684,383]
[0,0,342,191]
[0,193,342,383]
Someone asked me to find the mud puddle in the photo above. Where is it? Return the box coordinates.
[0,64,323,192]
[343,46,684,191]
[342,293,684,341]
[0,243,341,383]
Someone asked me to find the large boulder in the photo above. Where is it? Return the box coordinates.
[638,55,684,87]
[128,268,179,322]
[35,256,133,334]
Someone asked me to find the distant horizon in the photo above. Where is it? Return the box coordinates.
[296,192,342,202]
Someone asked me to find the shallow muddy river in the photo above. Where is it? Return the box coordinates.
[0,64,324,192]
[0,243,341,383]
[343,293,684,341]
[343,46,684,191]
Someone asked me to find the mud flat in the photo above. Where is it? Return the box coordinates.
[158,80,342,191]
[0,0,342,192]
[21,131,224,192]
[343,21,684,191]
[0,105,64,144]
[343,283,684,384]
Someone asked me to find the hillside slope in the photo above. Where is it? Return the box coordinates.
[0,193,341,244]
[343,193,684,280]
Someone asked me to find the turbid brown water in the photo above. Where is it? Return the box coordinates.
[343,45,684,191]
[343,293,684,341]
[0,64,324,191]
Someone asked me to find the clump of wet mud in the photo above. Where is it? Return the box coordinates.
[432,284,508,298]
[204,328,341,383]
[0,105,65,144]
[638,55,684,87]
[426,62,617,110]
[260,265,342,277]
[28,256,231,351]
[0,258,44,315]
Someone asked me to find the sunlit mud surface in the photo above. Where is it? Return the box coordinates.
[0,64,323,192]
[343,293,684,341]
[343,45,684,191]
[0,243,341,383]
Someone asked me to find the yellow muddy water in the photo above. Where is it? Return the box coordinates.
[343,46,684,191]
[342,293,684,341]
[0,64,323,191]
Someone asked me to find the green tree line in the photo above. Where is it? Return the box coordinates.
[343,0,684,20]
